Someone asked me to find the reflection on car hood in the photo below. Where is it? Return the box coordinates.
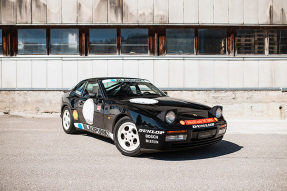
[116,96,212,119]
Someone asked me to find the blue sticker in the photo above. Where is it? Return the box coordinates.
[78,123,83,129]
[111,79,116,82]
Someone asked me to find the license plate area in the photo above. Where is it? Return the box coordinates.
[198,130,216,139]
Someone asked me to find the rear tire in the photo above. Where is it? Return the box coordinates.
[61,106,77,134]
[114,117,142,157]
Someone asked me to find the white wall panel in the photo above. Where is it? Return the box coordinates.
[138,60,154,83]
[63,61,78,88]
[32,0,47,23]
[0,61,1,88]
[244,0,258,24]
[93,0,108,23]
[169,0,183,23]
[153,60,168,88]
[199,0,213,24]
[169,60,184,88]
[274,60,287,87]
[183,0,199,23]
[214,0,228,24]
[184,60,199,88]
[213,61,229,88]
[123,60,139,78]
[229,0,243,24]
[229,61,244,87]
[92,60,108,77]
[78,0,93,23]
[47,0,61,23]
[258,61,274,87]
[78,60,93,81]
[138,0,153,23]
[154,0,168,23]
[17,0,31,24]
[2,61,16,88]
[108,0,122,23]
[1,0,17,24]
[198,61,214,88]
[32,60,46,88]
[123,0,138,23]
[16,61,32,88]
[283,0,287,24]
[243,61,259,87]
[258,0,271,24]
[107,60,123,77]
[62,0,77,23]
[272,0,284,24]
[47,60,62,88]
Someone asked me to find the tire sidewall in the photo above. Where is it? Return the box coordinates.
[114,117,142,156]
[61,106,76,134]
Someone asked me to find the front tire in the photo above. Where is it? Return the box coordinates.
[114,117,142,156]
[61,106,77,134]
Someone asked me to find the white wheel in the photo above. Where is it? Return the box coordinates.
[63,109,71,131]
[114,117,142,156]
[61,107,77,134]
[117,122,140,151]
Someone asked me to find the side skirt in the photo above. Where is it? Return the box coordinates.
[74,123,114,140]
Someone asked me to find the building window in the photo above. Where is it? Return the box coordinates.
[89,29,117,54]
[166,29,195,54]
[236,30,265,54]
[269,30,287,54]
[50,29,79,55]
[18,29,46,55]
[121,29,148,54]
[198,29,227,55]
[0,30,2,54]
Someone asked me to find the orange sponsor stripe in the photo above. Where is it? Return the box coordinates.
[184,118,216,125]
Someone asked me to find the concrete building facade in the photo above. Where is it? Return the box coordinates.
[0,0,286,119]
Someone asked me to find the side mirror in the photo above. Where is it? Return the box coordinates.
[163,91,168,96]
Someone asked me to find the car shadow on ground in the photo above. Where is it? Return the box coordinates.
[75,132,242,161]
[140,140,243,161]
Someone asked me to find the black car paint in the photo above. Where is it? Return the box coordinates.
[61,78,227,151]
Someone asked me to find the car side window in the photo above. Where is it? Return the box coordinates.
[83,82,102,98]
[75,83,86,96]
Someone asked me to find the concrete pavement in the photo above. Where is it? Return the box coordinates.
[0,115,287,191]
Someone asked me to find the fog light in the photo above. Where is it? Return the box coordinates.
[165,134,187,142]
[218,128,226,135]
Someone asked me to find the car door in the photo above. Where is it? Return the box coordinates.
[76,81,105,129]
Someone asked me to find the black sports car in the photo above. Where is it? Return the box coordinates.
[61,77,227,156]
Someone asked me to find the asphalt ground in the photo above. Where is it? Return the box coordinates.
[0,115,287,191]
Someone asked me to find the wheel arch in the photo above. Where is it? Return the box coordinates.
[112,114,130,133]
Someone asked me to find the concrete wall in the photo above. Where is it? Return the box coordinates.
[0,90,286,120]
[0,58,286,89]
[0,0,286,25]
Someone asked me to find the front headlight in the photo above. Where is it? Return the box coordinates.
[165,111,176,124]
[216,108,222,118]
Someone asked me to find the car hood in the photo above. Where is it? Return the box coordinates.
[115,96,212,120]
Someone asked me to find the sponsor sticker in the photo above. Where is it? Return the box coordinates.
[145,139,159,144]
[192,123,215,129]
[145,134,159,139]
[139,129,165,135]
[185,118,216,125]
[97,106,101,111]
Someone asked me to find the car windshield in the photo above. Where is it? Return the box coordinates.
[102,79,166,98]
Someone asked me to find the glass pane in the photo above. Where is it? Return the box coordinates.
[0,30,2,54]
[121,29,148,54]
[237,30,265,54]
[269,30,287,54]
[89,29,117,54]
[198,29,227,55]
[166,29,194,54]
[18,29,46,55]
[50,29,79,55]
